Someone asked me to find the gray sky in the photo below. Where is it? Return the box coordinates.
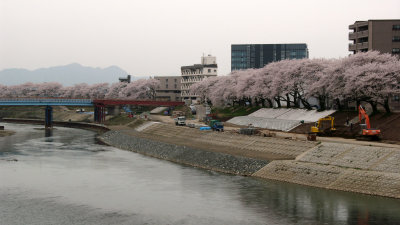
[1,0,399,78]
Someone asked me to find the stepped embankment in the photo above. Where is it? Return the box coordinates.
[254,142,400,198]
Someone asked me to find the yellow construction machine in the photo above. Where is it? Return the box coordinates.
[310,116,336,135]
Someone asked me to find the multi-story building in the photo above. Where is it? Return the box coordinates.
[231,44,308,71]
[348,19,400,54]
[349,19,400,111]
[154,76,182,102]
[181,55,218,103]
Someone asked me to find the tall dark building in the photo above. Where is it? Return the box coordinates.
[231,44,309,71]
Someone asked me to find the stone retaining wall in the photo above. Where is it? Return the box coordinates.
[254,143,400,198]
[99,130,269,175]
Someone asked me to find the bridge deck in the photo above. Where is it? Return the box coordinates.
[0,98,185,107]
[0,98,93,106]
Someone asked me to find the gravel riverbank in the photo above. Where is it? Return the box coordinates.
[99,130,269,175]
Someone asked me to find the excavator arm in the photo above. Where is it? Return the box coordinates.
[358,105,371,129]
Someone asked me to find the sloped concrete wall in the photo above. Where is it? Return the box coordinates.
[253,160,400,198]
[253,143,400,198]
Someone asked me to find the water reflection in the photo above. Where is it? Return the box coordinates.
[234,177,400,224]
[44,128,53,137]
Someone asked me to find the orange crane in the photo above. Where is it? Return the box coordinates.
[358,105,381,139]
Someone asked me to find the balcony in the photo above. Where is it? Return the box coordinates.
[349,44,356,51]
[349,32,356,40]
[349,30,369,40]
[358,30,368,38]
[357,42,369,49]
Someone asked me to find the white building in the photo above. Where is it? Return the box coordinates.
[181,55,218,103]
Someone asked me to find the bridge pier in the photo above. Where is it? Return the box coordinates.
[94,104,106,123]
[107,106,120,116]
[45,105,53,129]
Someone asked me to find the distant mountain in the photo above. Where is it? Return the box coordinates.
[0,63,130,86]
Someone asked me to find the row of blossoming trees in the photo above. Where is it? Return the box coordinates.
[0,78,160,101]
[190,51,400,113]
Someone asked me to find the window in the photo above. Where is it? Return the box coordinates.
[208,69,211,73]
[174,79,177,82]
[214,69,217,72]
[166,84,168,88]
[393,36,400,42]
[174,84,177,88]
[166,79,168,82]
[392,48,400,54]
[393,25,400,30]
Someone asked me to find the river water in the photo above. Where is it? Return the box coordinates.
[0,123,399,225]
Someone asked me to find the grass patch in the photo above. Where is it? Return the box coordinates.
[212,106,262,120]
[104,115,135,126]
[0,106,45,119]
[127,119,145,129]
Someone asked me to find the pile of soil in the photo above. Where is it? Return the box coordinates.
[290,111,400,142]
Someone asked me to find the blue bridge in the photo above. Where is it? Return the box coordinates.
[0,98,185,128]
[0,98,93,106]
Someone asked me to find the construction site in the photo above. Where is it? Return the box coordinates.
[95,104,400,199]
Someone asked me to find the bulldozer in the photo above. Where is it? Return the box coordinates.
[310,116,336,135]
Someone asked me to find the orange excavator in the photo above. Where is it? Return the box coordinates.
[358,105,381,140]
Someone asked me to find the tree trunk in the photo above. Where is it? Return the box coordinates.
[335,98,342,111]
[384,97,391,114]
[274,97,281,108]
[367,101,379,115]
[260,98,265,107]
[300,98,312,110]
[267,99,273,108]
[286,94,291,108]
[293,92,298,108]
[247,98,252,107]
[318,95,326,111]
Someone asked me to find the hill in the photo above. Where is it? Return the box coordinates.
[0,63,129,86]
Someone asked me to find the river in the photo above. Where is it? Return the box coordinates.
[0,123,399,225]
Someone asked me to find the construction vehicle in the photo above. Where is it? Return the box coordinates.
[310,116,336,135]
[174,116,186,126]
[358,105,381,140]
[209,119,224,132]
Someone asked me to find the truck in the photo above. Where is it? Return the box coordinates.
[174,116,186,126]
[209,119,224,132]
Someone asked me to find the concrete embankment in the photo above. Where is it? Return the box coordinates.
[99,130,269,175]
[254,142,400,198]
[98,123,316,175]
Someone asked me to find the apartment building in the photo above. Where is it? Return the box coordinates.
[231,44,308,71]
[154,76,182,102]
[181,55,217,103]
[348,19,400,54]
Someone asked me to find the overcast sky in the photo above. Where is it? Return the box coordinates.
[1,0,399,78]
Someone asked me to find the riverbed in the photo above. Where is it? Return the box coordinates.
[1,123,399,225]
